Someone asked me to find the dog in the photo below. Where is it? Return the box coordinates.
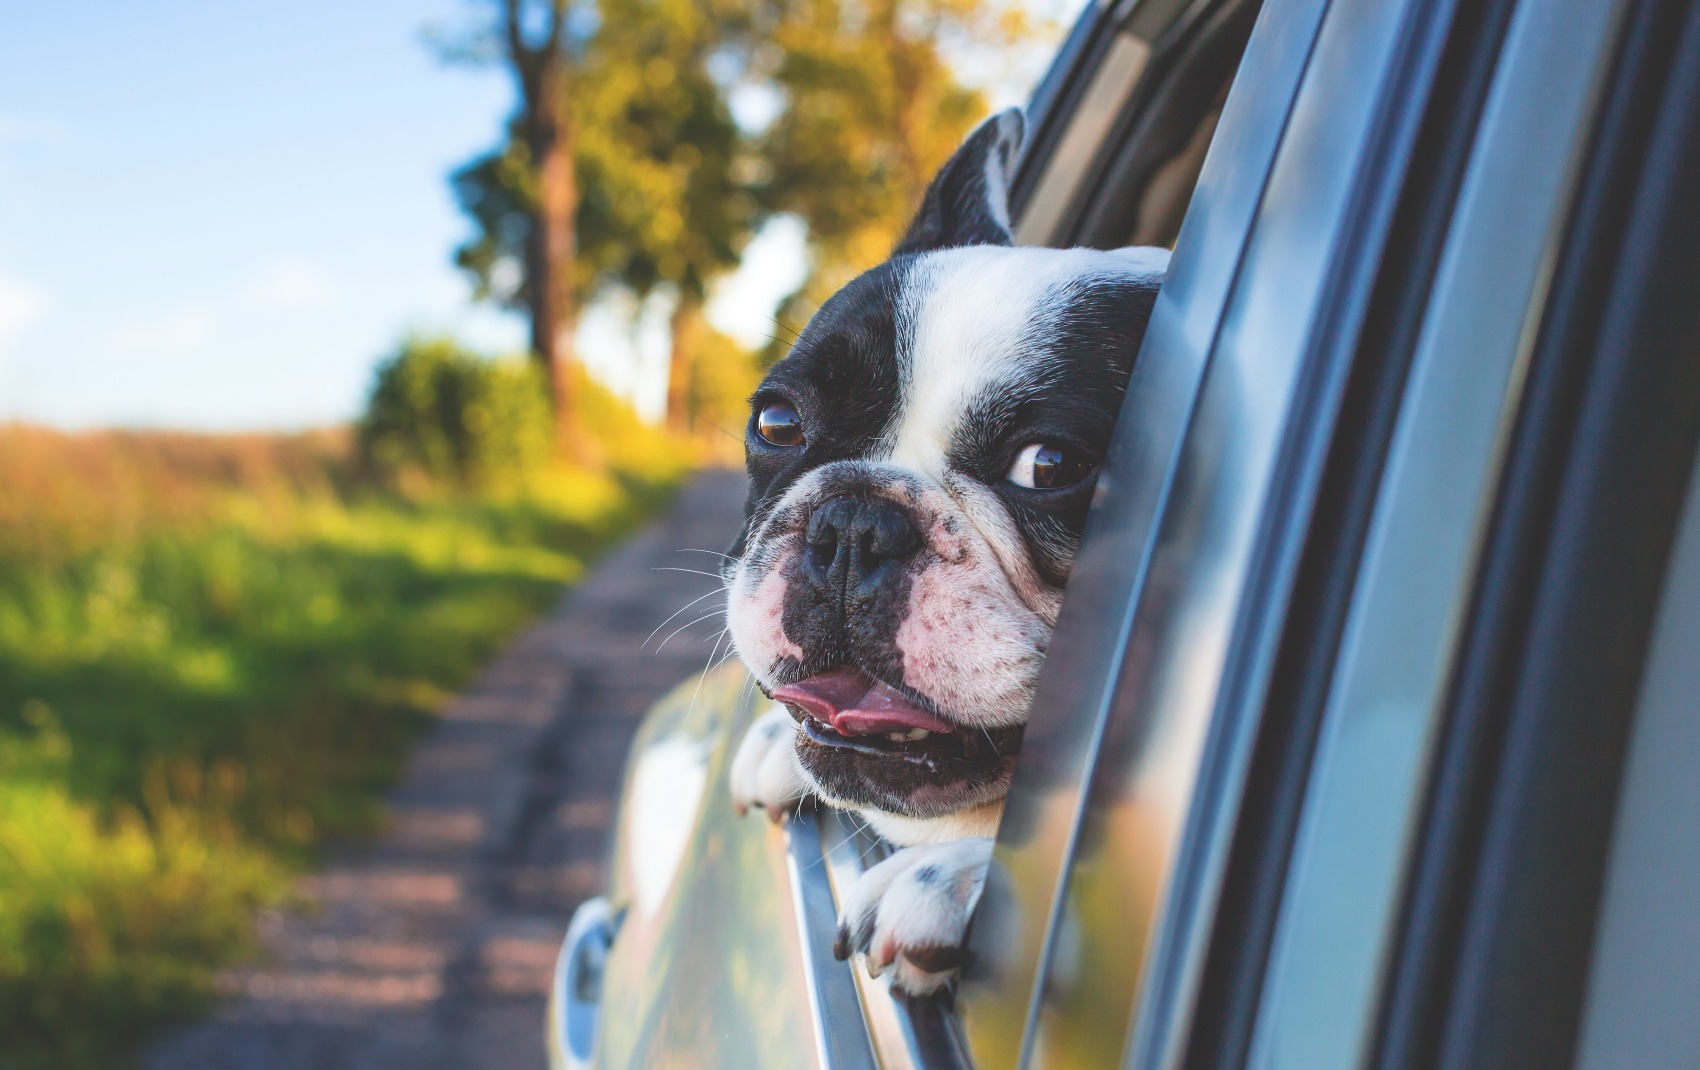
[723,107,1168,995]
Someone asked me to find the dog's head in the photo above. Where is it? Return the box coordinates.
[725,109,1167,822]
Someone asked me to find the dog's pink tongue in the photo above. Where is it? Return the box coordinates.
[773,668,954,737]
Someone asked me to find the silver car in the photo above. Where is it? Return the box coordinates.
[553,0,1700,1064]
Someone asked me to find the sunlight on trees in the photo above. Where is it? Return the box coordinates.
[442,0,1058,447]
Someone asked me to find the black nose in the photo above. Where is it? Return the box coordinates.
[805,496,922,594]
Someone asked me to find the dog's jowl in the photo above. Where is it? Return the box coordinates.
[725,107,1168,996]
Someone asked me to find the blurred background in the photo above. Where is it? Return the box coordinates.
[0,1,1074,1066]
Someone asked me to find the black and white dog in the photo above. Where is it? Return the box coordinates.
[725,108,1167,995]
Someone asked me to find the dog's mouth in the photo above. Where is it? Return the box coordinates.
[773,667,1021,765]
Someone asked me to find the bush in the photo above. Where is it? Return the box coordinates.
[358,337,555,487]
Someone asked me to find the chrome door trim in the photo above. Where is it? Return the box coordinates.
[785,806,975,1070]
[1244,0,1631,1066]
[787,810,881,1070]
[955,0,1334,1061]
[815,810,974,1070]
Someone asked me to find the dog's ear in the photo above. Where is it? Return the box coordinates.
[894,108,1025,255]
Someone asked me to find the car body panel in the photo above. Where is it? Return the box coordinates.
[590,665,828,1070]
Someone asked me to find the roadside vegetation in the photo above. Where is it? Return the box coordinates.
[0,0,1069,1062]
[0,341,692,1070]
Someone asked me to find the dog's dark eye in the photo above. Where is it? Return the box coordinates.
[755,402,805,447]
[1007,442,1093,489]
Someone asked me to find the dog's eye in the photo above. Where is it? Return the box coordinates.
[1007,442,1093,490]
[755,402,805,447]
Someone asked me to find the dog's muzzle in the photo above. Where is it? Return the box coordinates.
[802,495,921,608]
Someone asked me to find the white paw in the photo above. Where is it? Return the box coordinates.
[729,704,810,821]
[834,837,994,996]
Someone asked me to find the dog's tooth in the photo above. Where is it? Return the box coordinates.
[888,732,907,742]
[904,728,931,741]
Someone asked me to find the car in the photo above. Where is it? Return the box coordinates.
[550,0,1700,1063]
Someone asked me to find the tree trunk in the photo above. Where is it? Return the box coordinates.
[666,292,704,436]
[516,23,579,452]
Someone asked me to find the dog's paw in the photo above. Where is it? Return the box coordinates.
[729,704,810,821]
[834,837,994,996]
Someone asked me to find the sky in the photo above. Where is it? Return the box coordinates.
[0,1,1068,431]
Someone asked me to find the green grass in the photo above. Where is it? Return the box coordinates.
[0,427,686,1069]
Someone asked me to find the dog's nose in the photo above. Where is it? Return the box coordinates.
[805,496,922,593]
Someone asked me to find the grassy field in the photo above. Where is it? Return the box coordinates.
[0,424,687,1069]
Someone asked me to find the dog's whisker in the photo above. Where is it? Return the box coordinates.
[682,628,731,731]
[678,548,737,562]
[642,589,728,650]
[655,610,728,654]
[696,417,747,445]
[650,566,728,581]
[765,312,802,340]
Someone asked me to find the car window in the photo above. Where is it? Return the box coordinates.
[957,0,1355,1060]
[789,0,1274,1063]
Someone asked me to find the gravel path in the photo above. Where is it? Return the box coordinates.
[144,469,749,1070]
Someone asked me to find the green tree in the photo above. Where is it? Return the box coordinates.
[449,0,758,437]
[752,0,1037,340]
[358,336,554,487]
[442,0,588,447]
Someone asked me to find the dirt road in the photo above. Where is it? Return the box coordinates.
[144,469,748,1070]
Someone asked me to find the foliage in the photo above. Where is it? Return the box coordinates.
[749,0,1049,352]
[451,0,757,310]
[0,425,682,1068]
[359,336,555,487]
[447,0,1056,425]
[755,0,990,290]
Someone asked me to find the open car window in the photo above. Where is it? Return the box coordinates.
[781,0,1277,1064]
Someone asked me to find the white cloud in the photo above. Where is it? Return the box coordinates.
[235,256,338,313]
[0,273,49,355]
[108,305,219,358]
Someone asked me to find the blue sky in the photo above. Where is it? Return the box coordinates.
[0,1,610,429]
[0,1,1064,431]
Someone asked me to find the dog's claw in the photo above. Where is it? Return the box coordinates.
[834,838,994,997]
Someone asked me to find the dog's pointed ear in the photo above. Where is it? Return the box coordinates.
[894,108,1025,256]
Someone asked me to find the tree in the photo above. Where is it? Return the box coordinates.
[577,0,757,434]
[449,0,758,438]
[447,0,1039,433]
[750,0,1039,352]
[469,0,586,447]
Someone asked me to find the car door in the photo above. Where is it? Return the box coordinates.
[562,0,1700,1065]
[966,0,1700,1067]
[1061,0,1700,1068]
